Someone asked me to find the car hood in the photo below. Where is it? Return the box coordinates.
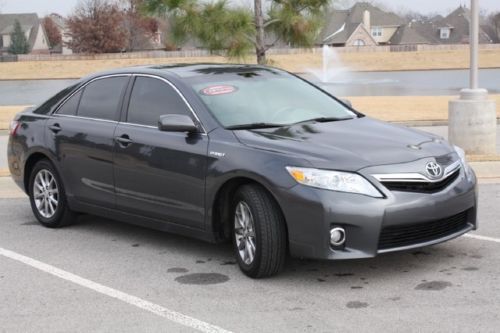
[233,117,454,171]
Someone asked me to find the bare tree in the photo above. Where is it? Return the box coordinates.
[43,17,62,48]
[66,0,129,53]
[121,0,160,51]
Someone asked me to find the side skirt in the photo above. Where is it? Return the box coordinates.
[68,197,217,244]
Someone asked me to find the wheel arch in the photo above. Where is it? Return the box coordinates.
[23,152,54,193]
[210,175,289,247]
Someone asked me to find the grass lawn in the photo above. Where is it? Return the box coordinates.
[0,48,499,80]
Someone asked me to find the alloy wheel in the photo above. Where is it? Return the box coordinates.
[33,169,59,219]
[234,201,257,265]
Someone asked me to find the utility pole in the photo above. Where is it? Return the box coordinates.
[470,0,479,90]
[448,0,497,155]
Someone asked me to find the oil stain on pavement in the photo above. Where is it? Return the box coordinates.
[415,281,452,291]
[175,273,229,285]
[346,301,369,309]
[167,267,189,273]
[462,267,479,271]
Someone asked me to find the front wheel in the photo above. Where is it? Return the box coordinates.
[232,184,287,278]
[28,159,77,228]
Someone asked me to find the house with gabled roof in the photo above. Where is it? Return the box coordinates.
[412,6,493,44]
[319,2,410,47]
[0,13,50,54]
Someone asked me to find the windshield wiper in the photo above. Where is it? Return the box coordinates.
[292,117,354,125]
[226,122,285,130]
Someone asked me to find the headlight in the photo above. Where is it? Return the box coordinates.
[454,145,473,182]
[286,167,383,198]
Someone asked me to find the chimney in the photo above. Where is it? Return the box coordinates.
[363,10,371,32]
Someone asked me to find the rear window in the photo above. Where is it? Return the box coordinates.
[56,90,82,116]
[78,76,129,121]
[34,84,78,115]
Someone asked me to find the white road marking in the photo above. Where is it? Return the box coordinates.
[0,247,232,333]
[464,234,500,244]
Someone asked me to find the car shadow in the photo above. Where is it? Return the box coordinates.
[36,213,480,284]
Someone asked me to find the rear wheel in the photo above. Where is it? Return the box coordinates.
[28,159,77,228]
[232,184,287,278]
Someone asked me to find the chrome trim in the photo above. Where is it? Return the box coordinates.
[52,114,118,124]
[117,121,208,136]
[373,160,461,183]
[132,74,207,133]
[53,74,132,116]
[23,114,52,119]
[51,73,208,134]
[119,122,157,129]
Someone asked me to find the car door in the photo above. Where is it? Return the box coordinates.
[113,75,208,229]
[46,75,130,207]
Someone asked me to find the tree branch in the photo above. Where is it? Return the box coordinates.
[264,36,281,51]
[263,18,280,28]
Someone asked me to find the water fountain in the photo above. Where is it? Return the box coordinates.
[308,45,350,84]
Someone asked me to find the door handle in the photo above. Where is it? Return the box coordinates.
[48,123,61,134]
[115,134,133,147]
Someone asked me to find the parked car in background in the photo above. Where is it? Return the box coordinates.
[8,64,477,278]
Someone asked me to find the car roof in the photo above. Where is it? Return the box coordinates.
[82,63,286,81]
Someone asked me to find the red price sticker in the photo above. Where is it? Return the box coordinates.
[200,85,237,96]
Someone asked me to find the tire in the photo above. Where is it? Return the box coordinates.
[232,184,287,278]
[28,159,77,228]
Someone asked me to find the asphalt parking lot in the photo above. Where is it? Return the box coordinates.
[0,180,499,332]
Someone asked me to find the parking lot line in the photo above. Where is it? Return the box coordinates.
[464,234,500,244]
[0,246,232,333]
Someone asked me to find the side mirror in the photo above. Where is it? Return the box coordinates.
[341,99,352,108]
[158,114,199,133]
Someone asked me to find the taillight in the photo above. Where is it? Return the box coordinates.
[9,120,20,136]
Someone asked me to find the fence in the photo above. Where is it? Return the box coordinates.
[0,54,18,62]
[12,43,500,62]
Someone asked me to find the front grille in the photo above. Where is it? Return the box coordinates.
[382,169,460,193]
[378,210,469,250]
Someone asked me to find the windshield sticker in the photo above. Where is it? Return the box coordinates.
[200,85,237,96]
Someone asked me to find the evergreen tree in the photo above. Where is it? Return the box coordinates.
[143,0,328,64]
[8,20,30,54]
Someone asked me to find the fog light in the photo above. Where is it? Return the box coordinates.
[330,227,346,246]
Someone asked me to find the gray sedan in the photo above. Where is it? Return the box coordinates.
[7,64,477,278]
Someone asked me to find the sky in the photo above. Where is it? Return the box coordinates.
[0,0,499,17]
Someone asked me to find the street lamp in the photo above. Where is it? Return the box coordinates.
[448,0,497,155]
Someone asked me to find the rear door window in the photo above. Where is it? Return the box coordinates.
[127,77,191,127]
[78,76,129,121]
[57,90,82,116]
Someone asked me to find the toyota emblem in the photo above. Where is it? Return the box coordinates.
[425,162,442,178]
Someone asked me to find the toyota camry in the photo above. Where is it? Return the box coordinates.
[7,64,477,278]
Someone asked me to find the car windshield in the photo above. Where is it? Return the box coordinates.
[186,68,357,128]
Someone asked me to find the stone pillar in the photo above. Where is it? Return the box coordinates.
[449,89,496,154]
[448,0,497,155]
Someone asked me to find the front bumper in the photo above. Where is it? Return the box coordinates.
[278,166,477,260]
